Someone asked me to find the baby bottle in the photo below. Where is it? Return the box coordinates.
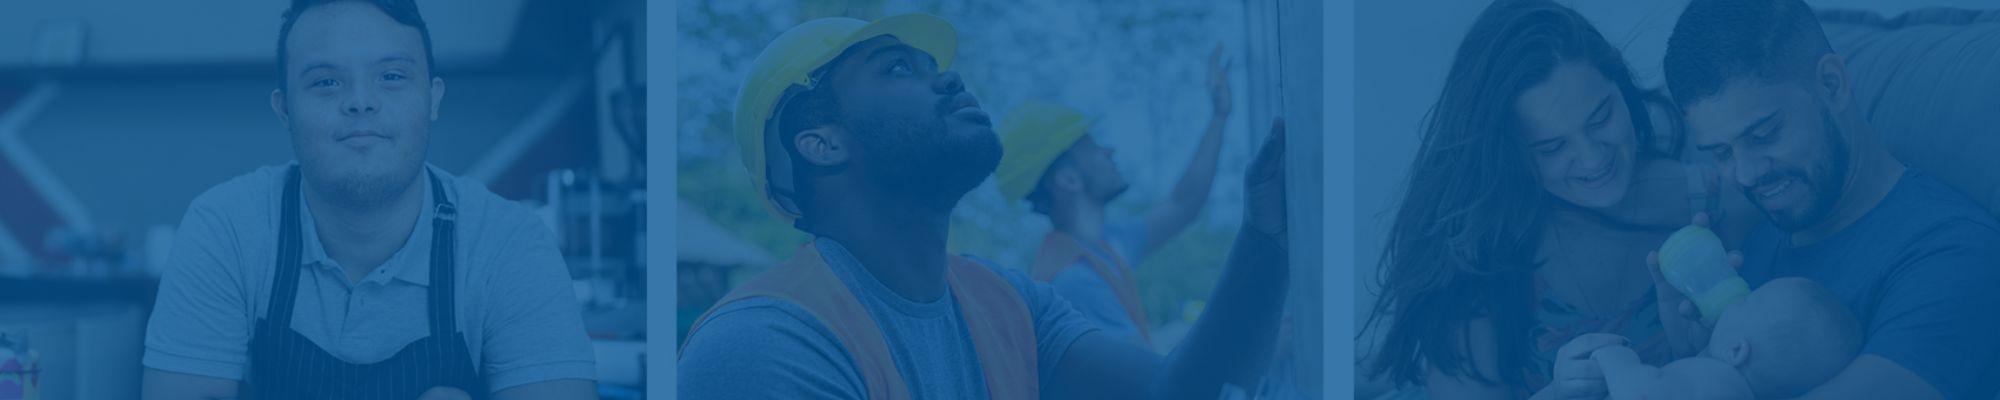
[1657,225,1750,326]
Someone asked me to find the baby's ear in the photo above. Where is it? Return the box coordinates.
[1724,337,1751,367]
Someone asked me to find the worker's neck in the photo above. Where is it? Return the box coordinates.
[809,187,955,303]
[1049,196,1109,242]
[304,172,426,284]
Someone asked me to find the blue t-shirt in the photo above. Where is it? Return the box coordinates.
[678,237,1099,399]
[1738,170,2000,400]
[1048,222,1151,347]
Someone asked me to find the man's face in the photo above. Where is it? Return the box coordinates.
[1685,78,1849,232]
[274,1,441,206]
[819,35,1000,207]
[1062,136,1129,203]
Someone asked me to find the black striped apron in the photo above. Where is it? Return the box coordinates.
[247,166,484,399]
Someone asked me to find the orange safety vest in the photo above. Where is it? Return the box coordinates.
[682,243,1039,400]
[1028,232,1152,342]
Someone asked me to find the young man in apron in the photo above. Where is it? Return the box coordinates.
[991,48,1232,347]
[679,13,1294,399]
[140,1,596,398]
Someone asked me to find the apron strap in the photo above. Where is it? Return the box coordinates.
[266,166,306,327]
[427,169,459,338]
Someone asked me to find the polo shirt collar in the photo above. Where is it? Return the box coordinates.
[296,165,442,287]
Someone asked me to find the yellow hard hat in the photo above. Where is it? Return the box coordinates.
[734,13,958,224]
[995,100,1094,202]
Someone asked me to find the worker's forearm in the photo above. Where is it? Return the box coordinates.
[1168,118,1227,209]
[1151,228,1289,399]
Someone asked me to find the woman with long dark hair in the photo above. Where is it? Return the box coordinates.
[1364,0,1754,398]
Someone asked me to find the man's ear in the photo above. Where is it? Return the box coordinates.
[1724,337,1752,368]
[1051,167,1085,194]
[793,126,851,168]
[429,77,446,122]
[270,88,291,128]
[1812,52,1853,114]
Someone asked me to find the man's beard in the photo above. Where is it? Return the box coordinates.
[843,111,1002,212]
[298,145,426,209]
[1747,107,1851,232]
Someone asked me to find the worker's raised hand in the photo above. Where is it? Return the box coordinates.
[1209,43,1232,118]
[1244,118,1286,246]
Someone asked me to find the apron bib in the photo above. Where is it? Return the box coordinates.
[246,166,484,399]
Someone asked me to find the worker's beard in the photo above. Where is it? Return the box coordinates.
[845,112,1001,213]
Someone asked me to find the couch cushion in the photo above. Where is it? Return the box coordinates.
[1820,8,2000,218]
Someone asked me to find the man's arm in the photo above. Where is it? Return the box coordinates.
[1140,44,1232,258]
[143,190,256,400]
[1050,121,1288,400]
[493,379,597,400]
[143,368,239,400]
[1784,355,1943,400]
[1791,223,2000,400]
[678,300,868,400]
[476,214,599,398]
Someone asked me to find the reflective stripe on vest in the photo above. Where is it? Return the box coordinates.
[682,243,1039,399]
[1027,232,1151,342]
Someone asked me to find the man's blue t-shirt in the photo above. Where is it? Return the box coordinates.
[1738,170,2000,400]
[678,237,1100,399]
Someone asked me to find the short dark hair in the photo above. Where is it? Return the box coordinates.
[1664,0,1834,108]
[276,0,437,89]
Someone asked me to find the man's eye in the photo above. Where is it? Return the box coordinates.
[888,60,912,74]
[383,72,408,81]
[1714,147,1733,162]
[1751,127,1779,144]
[310,78,339,88]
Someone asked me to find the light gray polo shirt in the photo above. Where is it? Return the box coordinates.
[143,163,595,392]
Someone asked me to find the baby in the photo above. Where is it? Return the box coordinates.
[1585,277,1862,399]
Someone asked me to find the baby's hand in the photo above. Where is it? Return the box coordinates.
[1590,344,1642,367]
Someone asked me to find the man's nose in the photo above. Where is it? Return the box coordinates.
[935,70,965,94]
[343,86,380,116]
[1733,155,1769,187]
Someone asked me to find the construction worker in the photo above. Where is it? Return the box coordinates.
[994,45,1233,347]
[678,13,1294,400]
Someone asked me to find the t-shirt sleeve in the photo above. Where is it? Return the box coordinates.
[969,258,1100,386]
[678,299,867,400]
[1860,221,2000,400]
[477,216,597,391]
[1049,265,1143,340]
[143,192,255,381]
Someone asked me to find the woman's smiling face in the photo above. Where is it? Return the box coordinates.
[1516,61,1640,209]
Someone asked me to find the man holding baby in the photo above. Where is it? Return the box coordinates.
[1580,0,2000,399]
